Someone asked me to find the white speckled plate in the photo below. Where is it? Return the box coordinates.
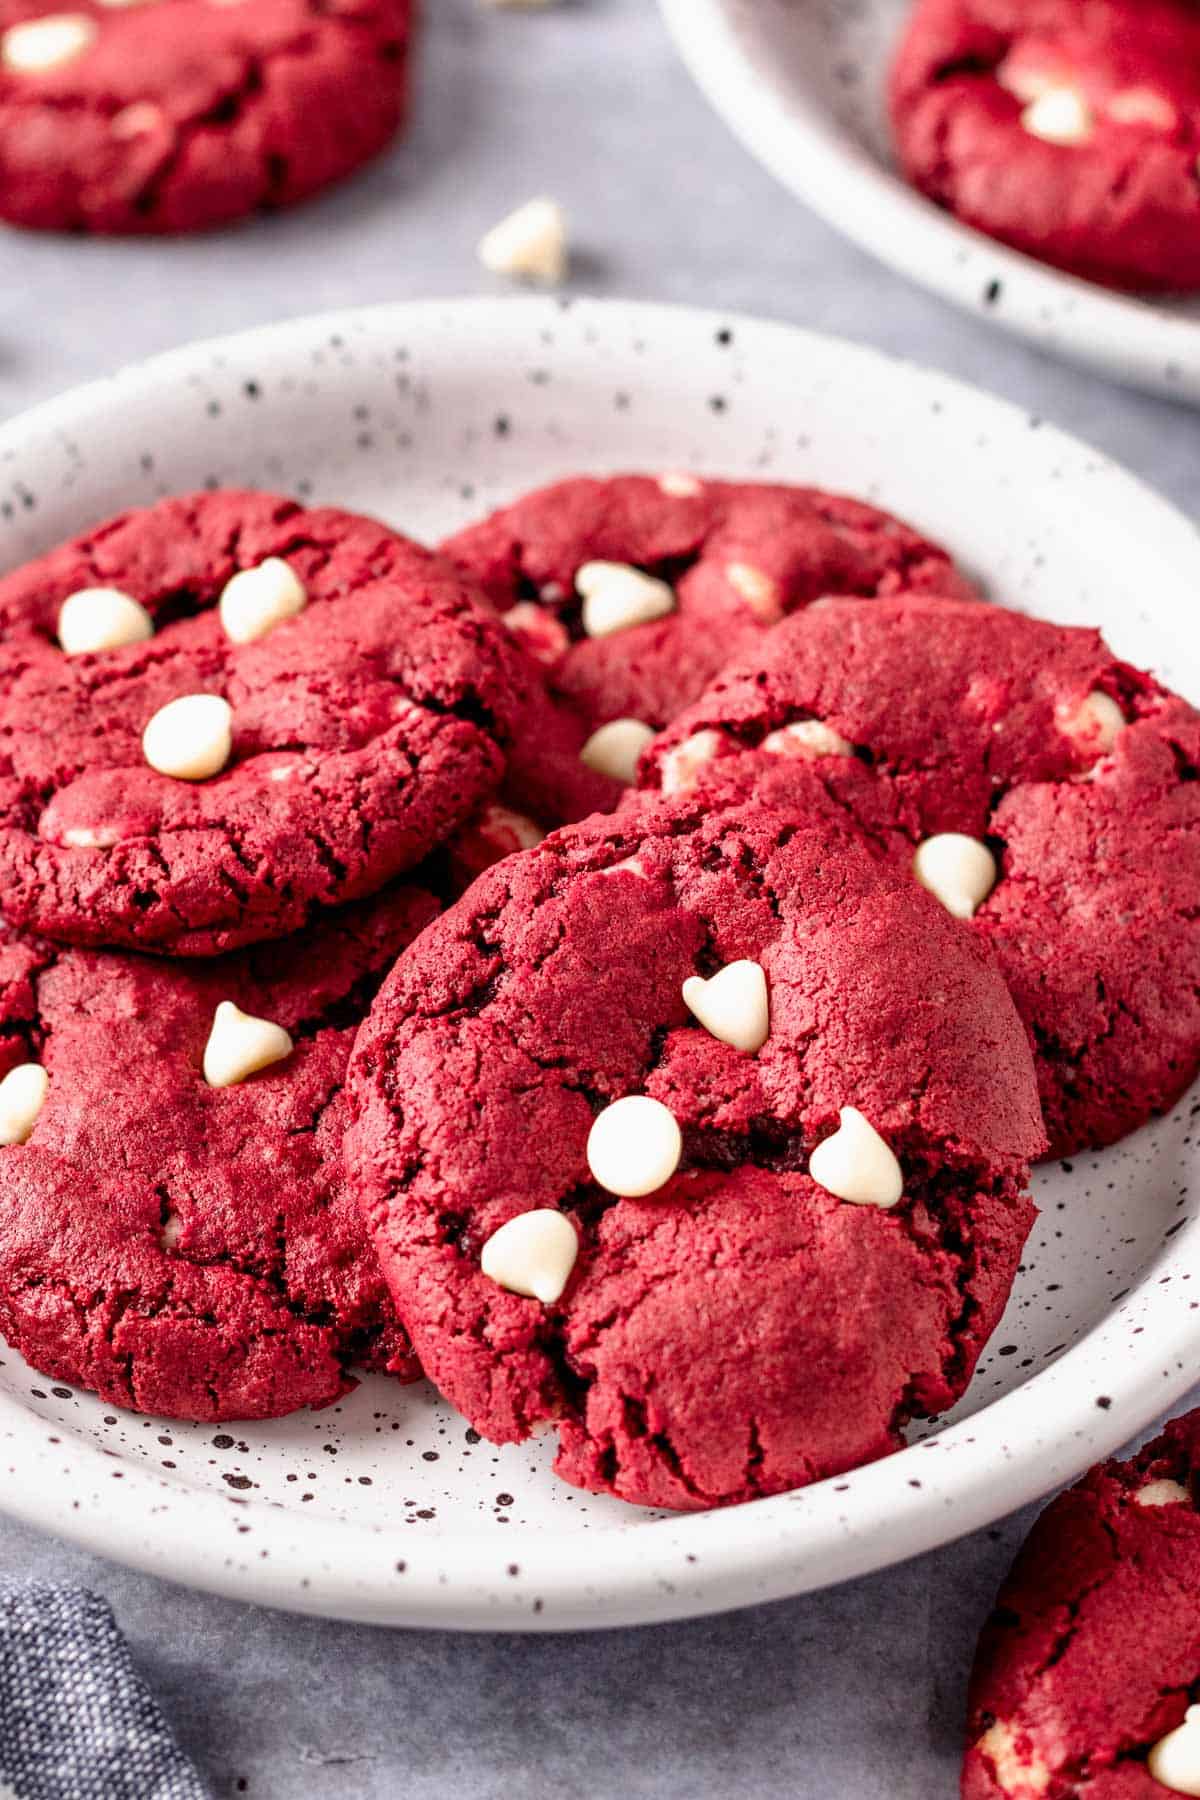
[0,297,1198,1631]
[660,0,1200,408]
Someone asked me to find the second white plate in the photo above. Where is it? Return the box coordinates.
[661,0,1200,407]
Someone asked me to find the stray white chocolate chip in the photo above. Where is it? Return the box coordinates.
[1022,87,1093,145]
[1134,1478,1191,1508]
[142,694,233,782]
[1058,689,1125,755]
[660,728,727,796]
[478,197,567,285]
[761,720,854,760]
[725,562,782,622]
[0,1064,49,1146]
[587,1096,682,1198]
[219,558,307,645]
[682,960,769,1055]
[1149,1706,1200,1796]
[203,1002,293,1089]
[658,472,703,499]
[975,1722,1051,1796]
[913,834,998,921]
[480,1210,578,1304]
[809,1107,903,1208]
[1,14,96,72]
[1108,86,1177,130]
[58,587,154,656]
[577,562,676,639]
[580,718,655,785]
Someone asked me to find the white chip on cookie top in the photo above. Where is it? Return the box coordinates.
[725,562,783,622]
[143,694,233,782]
[587,1096,682,1198]
[1149,1705,1200,1796]
[58,588,154,657]
[2,14,96,72]
[478,197,567,285]
[808,1107,903,1208]
[682,960,769,1055]
[1134,1478,1191,1508]
[577,562,676,638]
[203,1002,294,1089]
[219,558,307,645]
[658,472,704,499]
[580,718,656,785]
[0,1064,49,1147]
[913,834,998,921]
[1021,87,1093,145]
[761,720,854,760]
[660,728,727,796]
[480,1209,578,1305]
[975,1721,1051,1796]
[1057,690,1125,755]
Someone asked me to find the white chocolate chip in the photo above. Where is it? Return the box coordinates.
[995,56,1056,103]
[1107,86,1177,130]
[1022,87,1093,145]
[1057,690,1125,755]
[142,694,233,782]
[1149,1706,1200,1797]
[480,1209,578,1304]
[658,473,703,499]
[975,1722,1051,1796]
[61,824,121,849]
[682,960,769,1054]
[660,728,727,796]
[202,1002,293,1089]
[580,718,655,785]
[0,1064,48,1146]
[111,101,165,139]
[761,720,854,760]
[725,562,782,622]
[577,562,676,639]
[809,1107,903,1208]
[160,1211,185,1250]
[1134,1478,1191,1507]
[218,559,307,645]
[595,853,651,880]
[500,601,569,667]
[587,1096,682,1198]
[478,197,567,285]
[913,834,998,921]
[58,587,153,656]
[2,14,96,72]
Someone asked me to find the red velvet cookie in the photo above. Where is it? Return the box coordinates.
[641,595,1200,1159]
[0,881,437,1421]
[0,490,535,955]
[347,794,1045,1511]
[964,1410,1200,1798]
[0,0,413,235]
[440,473,973,815]
[890,0,1200,291]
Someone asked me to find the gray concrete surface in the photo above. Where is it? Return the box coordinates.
[0,2,1195,1795]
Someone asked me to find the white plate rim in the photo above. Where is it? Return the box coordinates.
[659,0,1200,408]
[0,295,1198,1631]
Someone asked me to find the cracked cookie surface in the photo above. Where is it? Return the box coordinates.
[890,0,1200,291]
[641,595,1200,1159]
[0,489,534,954]
[0,0,413,235]
[0,880,437,1421]
[347,794,1044,1511]
[440,473,974,817]
[964,1410,1200,1797]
